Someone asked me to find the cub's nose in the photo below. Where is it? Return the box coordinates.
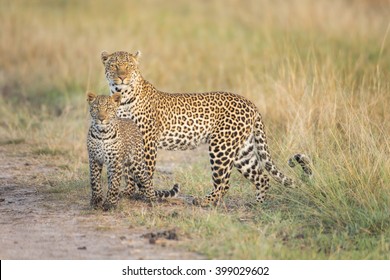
[98,113,106,121]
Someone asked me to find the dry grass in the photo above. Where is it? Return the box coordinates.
[0,0,389,259]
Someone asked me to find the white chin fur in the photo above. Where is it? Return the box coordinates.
[93,120,109,128]
[110,84,128,92]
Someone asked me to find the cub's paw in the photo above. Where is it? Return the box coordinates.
[90,196,103,210]
[102,200,118,211]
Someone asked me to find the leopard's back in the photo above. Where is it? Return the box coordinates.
[154,90,258,150]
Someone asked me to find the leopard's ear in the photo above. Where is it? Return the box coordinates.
[111,92,122,106]
[87,92,97,104]
[101,51,111,64]
[133,50,141,64]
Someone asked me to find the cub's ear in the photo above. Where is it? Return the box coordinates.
[111,92,122,106]
[133,50,141,64]
[101,51,111,64]
[87,92,97,103]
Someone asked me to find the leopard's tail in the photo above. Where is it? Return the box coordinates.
[253,113,311,187]
[155,184,180,198]
[288,154,313,176]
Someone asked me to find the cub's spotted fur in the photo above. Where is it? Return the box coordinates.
[101,51,312,206]
[87,92,179,210]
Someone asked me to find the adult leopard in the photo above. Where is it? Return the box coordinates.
[101,50,311,206]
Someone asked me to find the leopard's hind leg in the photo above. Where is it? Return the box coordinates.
[234,135,271,203]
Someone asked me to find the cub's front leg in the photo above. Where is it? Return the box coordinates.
[89,159,103,209]
[103,160,122,211]
[121,164,138,198]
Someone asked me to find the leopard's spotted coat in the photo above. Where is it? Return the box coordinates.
[101,51,311,206]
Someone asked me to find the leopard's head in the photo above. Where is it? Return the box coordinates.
[101,51,141,91]
[87,92,122,128]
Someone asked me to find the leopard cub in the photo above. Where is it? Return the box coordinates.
[86,92,179,210]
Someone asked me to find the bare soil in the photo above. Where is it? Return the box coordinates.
[0,144,206,259]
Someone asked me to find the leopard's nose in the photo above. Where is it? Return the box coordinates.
[117,69,126,80]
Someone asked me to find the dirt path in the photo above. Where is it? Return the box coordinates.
[0,144,205,259]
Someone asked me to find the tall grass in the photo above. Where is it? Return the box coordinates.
[0,0,389,259]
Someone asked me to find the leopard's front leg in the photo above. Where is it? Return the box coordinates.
[103,160,122,211]
[128,144,157,201]
[142,132,159,183]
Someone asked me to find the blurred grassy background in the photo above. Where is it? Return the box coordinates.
[0,0,389,259]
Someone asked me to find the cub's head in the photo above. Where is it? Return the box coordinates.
[101,50,141,89]
[87,92,122,128]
